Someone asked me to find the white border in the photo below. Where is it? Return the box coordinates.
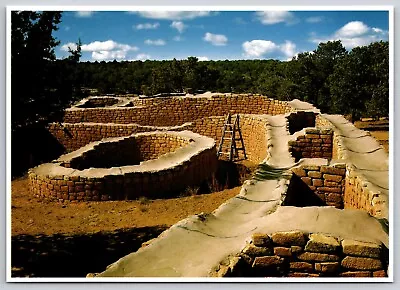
[6,5,394,283]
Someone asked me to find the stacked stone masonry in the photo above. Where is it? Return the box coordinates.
[344,169,387,218]
[63,95,294,126]
[48,115,270,165]
[315,115,387,218]
[288,128,333,161]
[214,231,388,277]
[29,131,218,201]
[290,163,346,209]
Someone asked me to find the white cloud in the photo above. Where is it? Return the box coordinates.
[242,40,279,58]
[80,40,138,52]
[64,26,70,31]
[61,42,78,52]
[335,21,369,38]
[62,40,138,61]
[242,39,298,59]
[173,36,183,41]
[280,40,297,58]
[170,21,186,33]
[306,16,324,23]
[134,22,160,30]
[92,50,127,61]
[136,11,211,20]
[372,27,384,33]
[136,53,151,61]
[144,39,166,46]
[197,56,209,61]
[310,21,388,49]
[75,11,94,18]
[203,32,228,46]
[255,11,296,25]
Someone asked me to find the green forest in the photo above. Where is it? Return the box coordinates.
[12,11,389,131]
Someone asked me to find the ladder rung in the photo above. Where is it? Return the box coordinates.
[225,130,233,133]
[219,152,230,155]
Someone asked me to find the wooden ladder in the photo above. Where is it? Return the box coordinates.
[217,113,247,161]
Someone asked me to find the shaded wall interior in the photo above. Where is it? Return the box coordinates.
[65,135,192,170]
[287,111,316,134]
[12,126,66,178]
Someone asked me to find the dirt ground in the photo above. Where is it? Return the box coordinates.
[354,119,389,153]
[369,131,389,153]
[10,159,257,277]
[11,176,243,277]
[11,177,241,237]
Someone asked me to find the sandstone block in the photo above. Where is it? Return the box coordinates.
[301,177,312,186]
[323,174,343,182]
[291,246,303,254]
[315,262,339,273]
[340,271,371,277]
[321,166,346,175]
[302,165,320,171]
[242,244,272,257]
[251,233,272,247]
[324,180,339,187]
[289,262,313,272]
[297,252,339,262]
[292,168,307,177]
[305,233,340,253]
[312,179,323,187]
[341,256,383,271]
[274,247,292,257]
[252,256,285,268]
[271,231,307,246]
[308,171,322,178]
[306,134,320,139]
[373,270,387,277]
[341,240,382,258]
[305,128,320,134]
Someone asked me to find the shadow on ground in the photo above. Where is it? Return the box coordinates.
[11,225,167,278]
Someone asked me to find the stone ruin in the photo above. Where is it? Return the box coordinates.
[27,92,389,278]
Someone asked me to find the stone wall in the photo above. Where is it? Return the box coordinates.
[49,114,270,165]
[343,168,387,218]
[213,231,388,278]
[47,123,190,152]
[28,131,217,202]
[63,95,294,126]
[190,115,269,164]
[289,163,346,209]
[315,115,341,160]
[315,115,388,219]
[288,128,333,161]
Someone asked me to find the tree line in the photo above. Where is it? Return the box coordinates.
[12,11,389,133]
[76,39,388,121]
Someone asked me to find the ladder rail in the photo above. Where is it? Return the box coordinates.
[217,113,231,157]
[216,112,247,161]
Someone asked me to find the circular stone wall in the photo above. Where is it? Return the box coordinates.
[28,131,217,201]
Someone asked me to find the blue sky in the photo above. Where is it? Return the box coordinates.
[54,10,389,62]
